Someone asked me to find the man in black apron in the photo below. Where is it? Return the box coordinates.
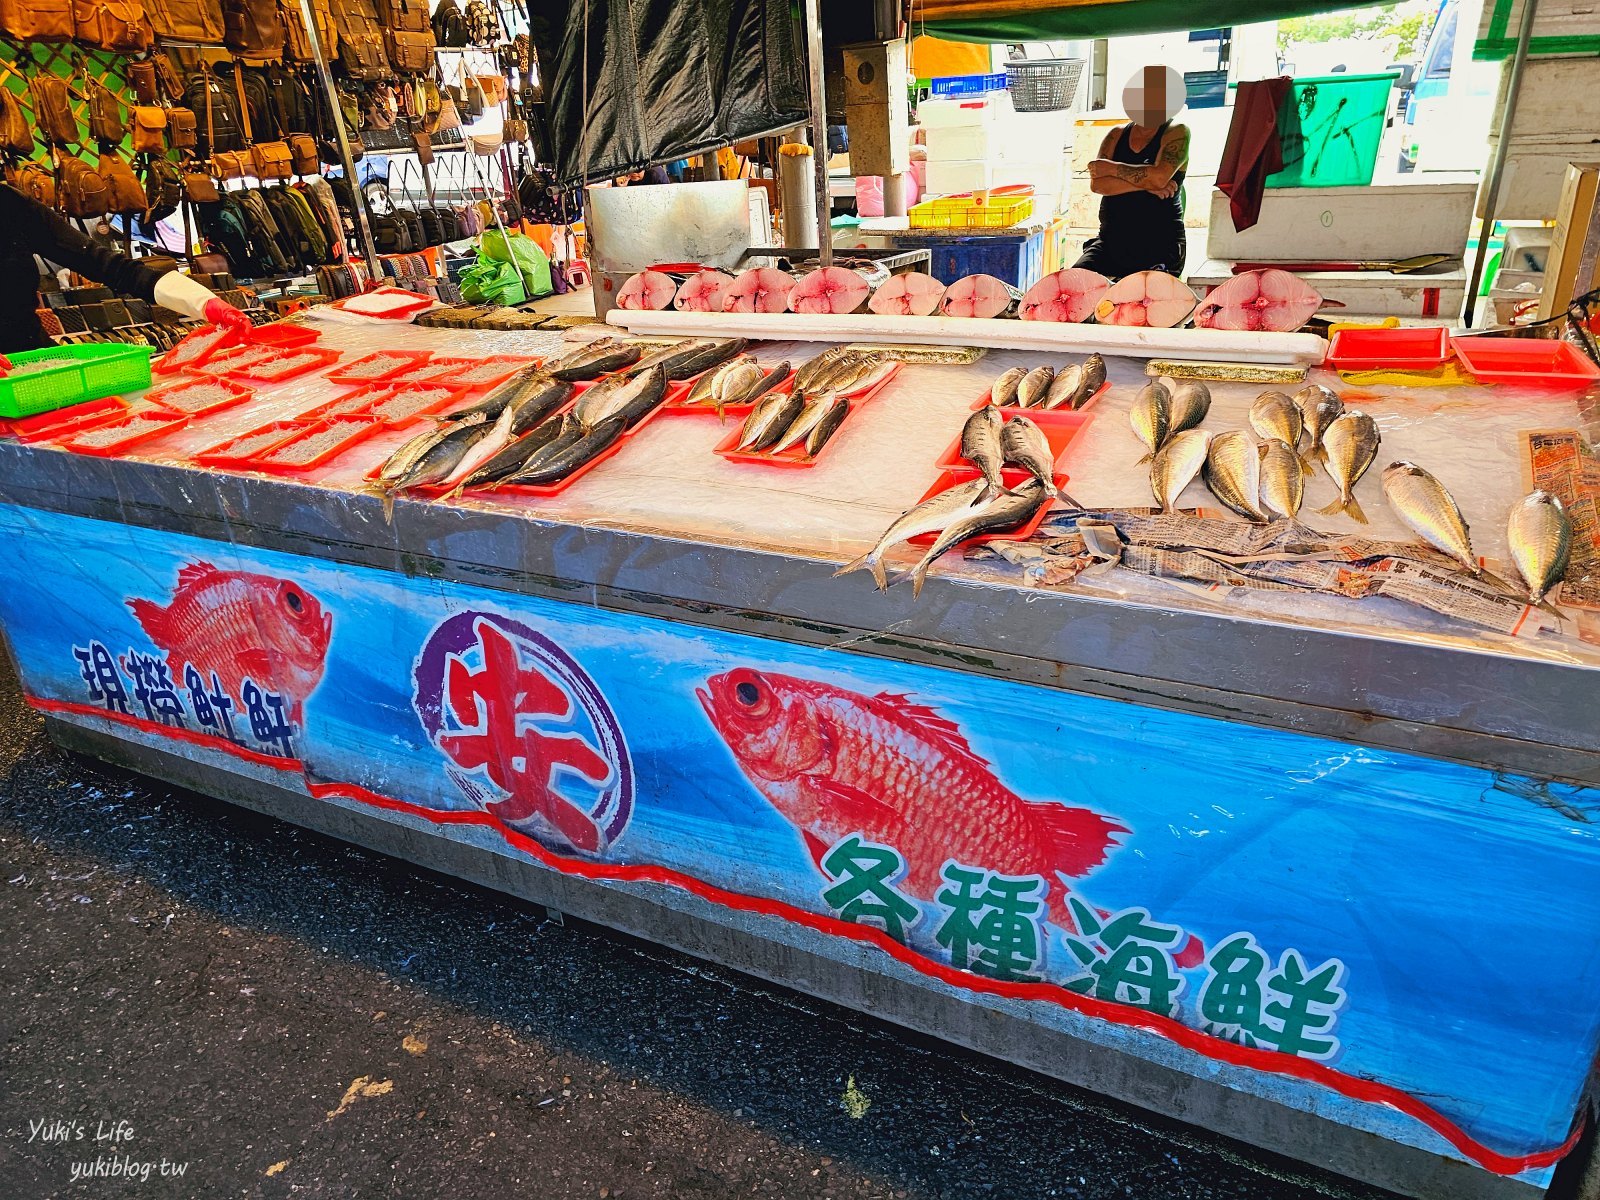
[1075,65,1191,279]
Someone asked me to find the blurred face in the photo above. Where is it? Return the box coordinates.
[1123,65,1184,127]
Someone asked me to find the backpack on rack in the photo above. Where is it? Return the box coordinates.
[186,68,244,159]
[297,177,345,259]
[139,154,182,224]
[261,64,313,137]
[280,183,331,262]
[217,60,272,137]
[0,87,33,156]
[331,0,388,81]
[195,194,260,275]
[1,0,74,41]
[236,187,292,272]
[385,27,433,74]
[261,185,312,265]
[279,0,335,62]
[222,0,282,59]
[144,0,222,42]
[430,0,464,47]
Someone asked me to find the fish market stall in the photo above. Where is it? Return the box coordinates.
[0,311,1598,1200]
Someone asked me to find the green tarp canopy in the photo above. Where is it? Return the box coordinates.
[921,0,1399,42]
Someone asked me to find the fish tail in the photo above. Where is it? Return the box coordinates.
[1055,486,1085,511]
[1534,597,1569,626]
[1345,494,1367,524]
[833,550,887,591]
[1298,452,1315,477]
[908,549,939,599]
[126,597,168,640]
[1135,451,1153,466]
[381,487,397,524]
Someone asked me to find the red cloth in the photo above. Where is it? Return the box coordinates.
[1216,77,1292,234]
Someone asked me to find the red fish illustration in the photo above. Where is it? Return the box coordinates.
[127,560,332,719]
[698,667,1127,931]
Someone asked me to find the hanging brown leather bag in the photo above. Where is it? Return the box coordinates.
[0,0,74,41]
[166,106,197,151]
[0,86,33,155]
[279,0,336,62]
[144,0,221,41]
[86,76,124,146]
[29,76,78,146]
[98,151,147,214]
[232,63,291,181]
[59,154,110,217]
[222,0,282,59]
[72,0,153,54]
[129,106,167,154]
[7,160,55,205]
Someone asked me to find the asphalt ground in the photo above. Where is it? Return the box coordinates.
[0,660,1401,1200]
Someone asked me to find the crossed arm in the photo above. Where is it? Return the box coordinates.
[1088,124,1190,198]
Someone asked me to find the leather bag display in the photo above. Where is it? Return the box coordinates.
[0,0,74,41]
[332,0,387,81]
[86,76,123,146]
[59,155,110,217]
[385,27,433,75]
[166,106,197,151]
[129,105,167,154]
[144,0,221,42]
[72,0,153,53]
[222,0,283,59]
[279,0,336,63]
[0,86,34,155]
[29,76,78,146]
[98,151,147,214]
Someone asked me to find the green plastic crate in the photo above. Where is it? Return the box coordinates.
[1267,72,1398,189]
[0,343,154,419]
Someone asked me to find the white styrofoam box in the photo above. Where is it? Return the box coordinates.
[1484,59,1600,219]
[923,107,1071,164]
[1205,182,1478,262]
[1189,257,1468,320]
[924,157,1067,204]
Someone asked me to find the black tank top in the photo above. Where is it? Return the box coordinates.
[1097,122,1185,254]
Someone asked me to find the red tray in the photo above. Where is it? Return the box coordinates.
[1450,337,1600,388]
[1326,325,1450,372]
[58,409,190,456]
[397,356,539,392]
[712,366,899,467]
[153,324,236,375]
[936,408,1090,476]
[363,383,463,428]
[248,322,322,349]
[3,395,129,443]
[191,343,280,376]
[327,350,432,385]
[491,384,670,498]
[228,346,342,384]
[236,415,385,473]
[145,375,255,418]
[328,286,436,320]
[906,467,1063,547]
[193,421,308,466]
[297,387,386,423]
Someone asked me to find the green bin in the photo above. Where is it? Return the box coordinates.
[1266,71,1398,189]
[0,343,154,419]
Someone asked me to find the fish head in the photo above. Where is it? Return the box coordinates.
[258,576,333,674]
[698,668,832,800]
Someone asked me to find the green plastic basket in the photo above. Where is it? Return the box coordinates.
[0,343,155,419]
[1268,72,1398,189]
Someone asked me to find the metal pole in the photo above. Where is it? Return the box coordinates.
[1464,0,1539,327]
[802,0,832,267]
[297,0,381,277]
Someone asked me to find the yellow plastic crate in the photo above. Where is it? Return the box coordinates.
[909,194,1034,230]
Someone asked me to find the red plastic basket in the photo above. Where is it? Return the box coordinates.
[491,384,669,498]
[907,468,1062,547]
[153,324,235,375]
[58,409,190,456]
[1450,337,1600,388]
[228,346,342,384]
[145,375,255,418]
[237,415,385,473]
[363,383,463,428]
[328,350,434,385]
[328,286,436,320]
[190,342,279,376]
[297,388,386,423]
[712,364,900,467]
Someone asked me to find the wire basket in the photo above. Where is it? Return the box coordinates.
[1005,58,1084,113]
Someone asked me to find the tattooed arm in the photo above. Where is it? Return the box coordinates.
[1088,124,1190,197]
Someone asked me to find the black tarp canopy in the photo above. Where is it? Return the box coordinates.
[527,0,808,186]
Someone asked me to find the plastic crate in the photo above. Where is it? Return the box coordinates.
[1267,72,1398,188]
[0,344,153,419]
[909,189,1034,231]
[893,227,1047,290]
[1004,58,1083,113]
[929,72,1008,98]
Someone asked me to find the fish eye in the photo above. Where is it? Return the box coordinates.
[284,589,303,613]
[735,681,760,706]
